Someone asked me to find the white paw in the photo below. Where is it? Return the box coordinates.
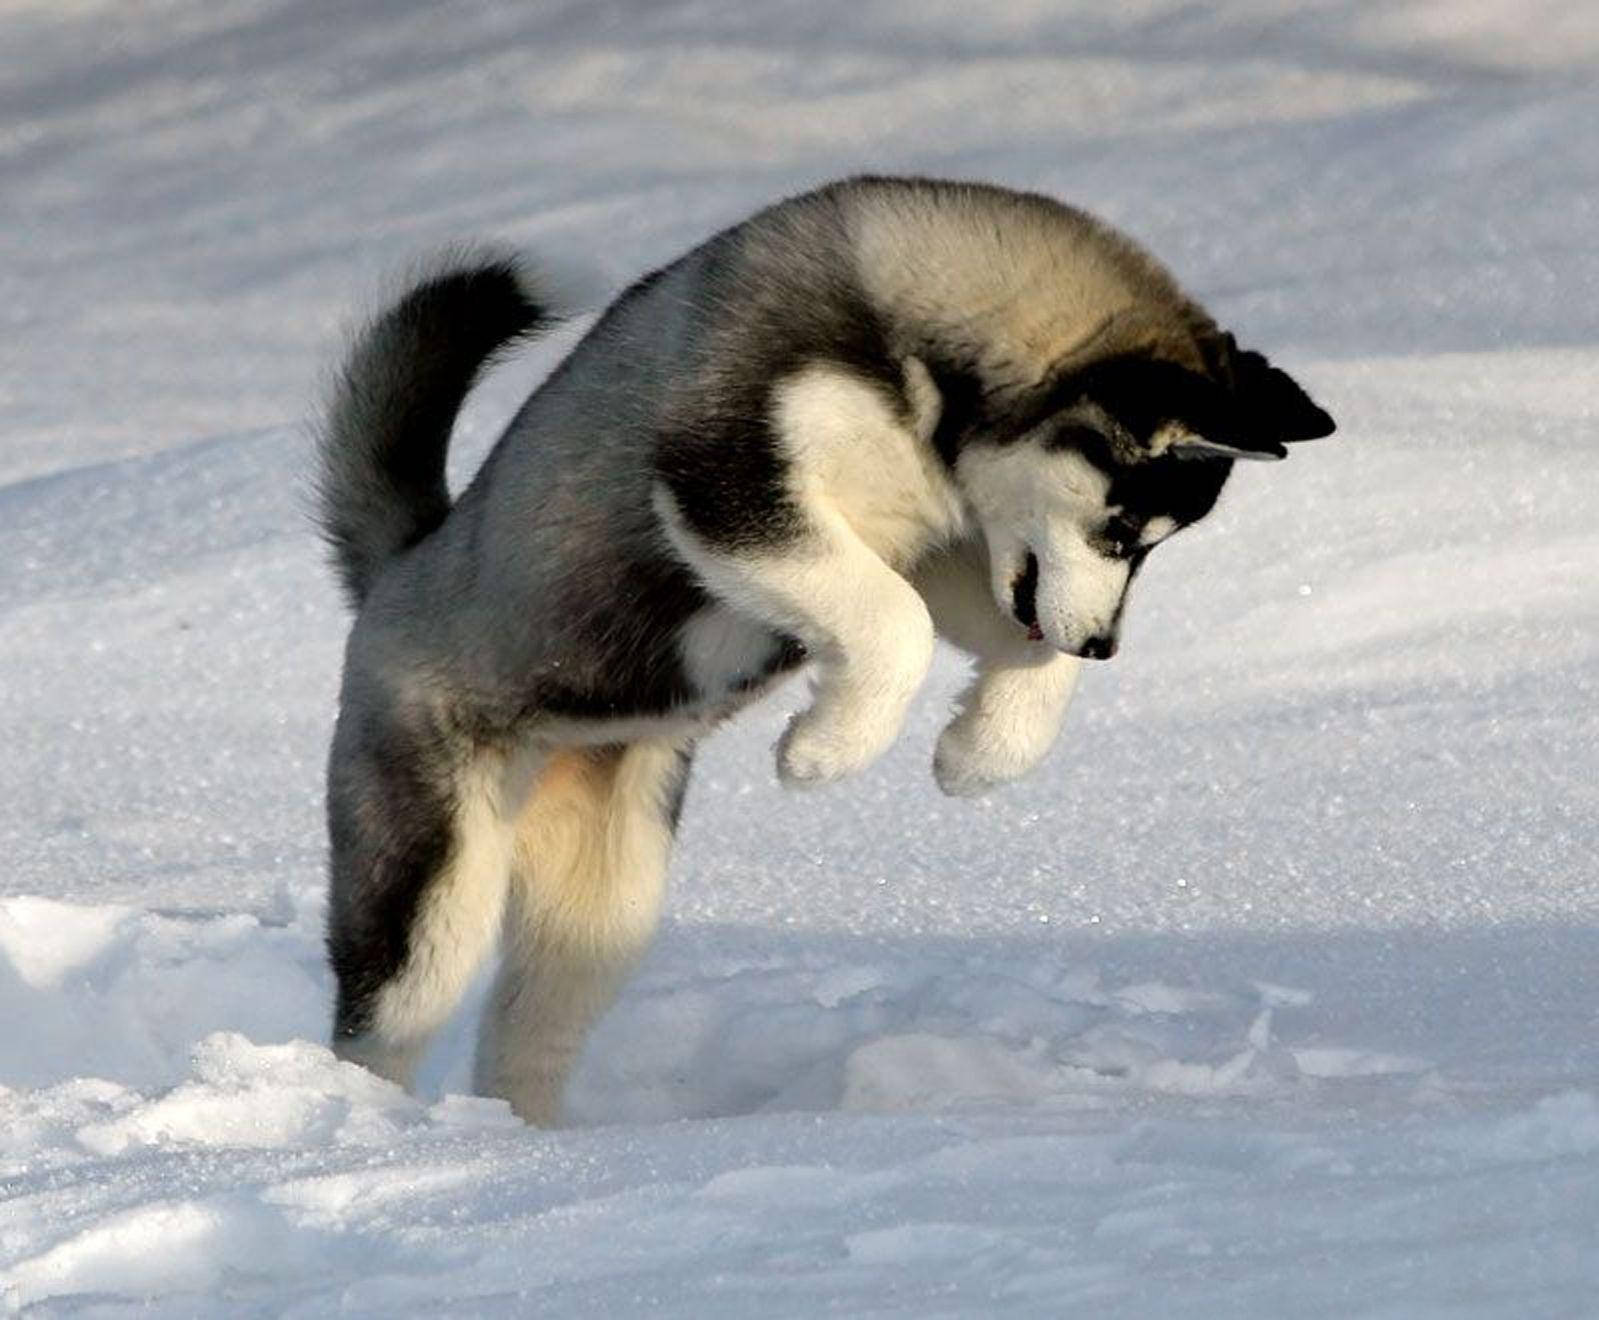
[777,709,896,788]
[932,716,1043,798]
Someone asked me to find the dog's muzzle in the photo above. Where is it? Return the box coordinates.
[1010,549,1120,658]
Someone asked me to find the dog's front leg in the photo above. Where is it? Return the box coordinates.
[771,553,934,786]
[661,496,935,786]
[912,541,1081,797]
[932,649,1080,797]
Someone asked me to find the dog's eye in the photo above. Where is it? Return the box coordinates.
[1101,516,1140,559]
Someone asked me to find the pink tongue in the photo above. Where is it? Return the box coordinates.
[1027,623,1044,641]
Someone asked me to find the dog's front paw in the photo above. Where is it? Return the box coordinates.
[932,713,1045,798]
[932,654,1080,798]
[777,710,894,788]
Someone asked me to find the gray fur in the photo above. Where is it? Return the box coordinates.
[317,176,1333,1123]
[315,249,550,607]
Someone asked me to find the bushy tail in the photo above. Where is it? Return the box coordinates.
[316,251,550,607]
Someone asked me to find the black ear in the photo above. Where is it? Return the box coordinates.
[1094,355,1292,461]
[1230,346,1336,445]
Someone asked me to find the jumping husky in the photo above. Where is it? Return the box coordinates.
[316,176,1334,1124]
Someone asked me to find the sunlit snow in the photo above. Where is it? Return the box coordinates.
[2,2,1596,1314]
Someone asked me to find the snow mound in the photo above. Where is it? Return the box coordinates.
[0,897,325,1093]
[573,951,1416,1124]
[4,897,1430,1139]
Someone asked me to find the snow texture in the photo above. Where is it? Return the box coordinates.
[2,1,1597,1314]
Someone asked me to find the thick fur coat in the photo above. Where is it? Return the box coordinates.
[316,177,1334,1123]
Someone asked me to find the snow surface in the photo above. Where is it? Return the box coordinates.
[3,1,1597,1314]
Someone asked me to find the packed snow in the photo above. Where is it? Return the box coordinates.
[2,1,1596,1314]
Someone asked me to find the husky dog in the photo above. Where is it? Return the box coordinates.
[316,176,1333,1124]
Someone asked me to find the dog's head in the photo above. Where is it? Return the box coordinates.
[950,334,1334,658]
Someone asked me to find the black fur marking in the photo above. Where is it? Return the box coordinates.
[325,720,457,1039]
[1230,348,1337,443]
[1011,551,1040,630]
[1011,357,1243,531]
[654,205,903,551]
[923,357,987,468]
[1024,348,1333,463]
[521,559,712,723]
[1052,357,1240,451]
[654,419,806,552]
[1112,454,1232,530]
[507,565,807,729]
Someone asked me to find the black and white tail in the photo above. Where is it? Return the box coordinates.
[315,252,550,607]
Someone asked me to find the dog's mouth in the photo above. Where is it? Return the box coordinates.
[1010,551,1043,641]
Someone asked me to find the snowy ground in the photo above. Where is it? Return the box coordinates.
[3,1,1597,1314]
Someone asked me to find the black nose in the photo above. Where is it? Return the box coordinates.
[1079,635,1118,660]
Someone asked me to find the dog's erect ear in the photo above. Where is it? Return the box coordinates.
[1227,344,1336,446]
[1162,334,1335,460]
[1030,341,1334,462]
[1099,356,1295,462]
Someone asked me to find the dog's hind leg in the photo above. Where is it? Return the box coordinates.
[474,738,690,1126]
[327,722,513,1092]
